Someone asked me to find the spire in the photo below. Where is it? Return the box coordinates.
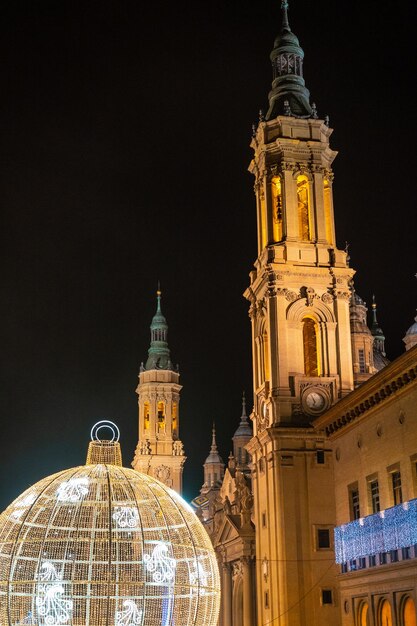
[266,1,313,120]
[145,286,174,371]
[233,392,251,437]
[281,0,290,31]
[371,295,389,369]
[204,423,224,465]
[371,295,386,352]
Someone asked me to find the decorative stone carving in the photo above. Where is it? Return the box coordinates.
[333,290,351,301]
[232,560,243,579]
[322,292,334,305]
[301,286,319,307]
[138,440,151,455]
[285,290,299,302]
[172,440,184,456]
[281,161,297,172]
[154,465,172,486]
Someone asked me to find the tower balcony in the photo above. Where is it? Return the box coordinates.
[334,499,417,573]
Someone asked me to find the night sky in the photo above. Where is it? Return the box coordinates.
[0,0,416,508]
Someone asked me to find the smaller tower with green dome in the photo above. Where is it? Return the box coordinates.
[132,288,186,493]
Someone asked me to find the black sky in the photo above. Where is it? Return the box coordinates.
[0,0,416,508]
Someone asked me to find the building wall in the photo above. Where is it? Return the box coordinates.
[315,345,417,626]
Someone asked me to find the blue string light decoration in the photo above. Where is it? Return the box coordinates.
[334,499,417,563]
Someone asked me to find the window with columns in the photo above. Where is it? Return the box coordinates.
[297,174,311,241]
[271,176,283,242]
[157,401,165,431]
[144,401,150,430]
[172,402,178,437]
[303,317,320,376]
[323,178,333,244]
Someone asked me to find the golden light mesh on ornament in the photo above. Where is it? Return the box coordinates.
[0,465,220,626]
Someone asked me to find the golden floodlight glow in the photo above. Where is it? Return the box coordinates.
[0,424,221,626]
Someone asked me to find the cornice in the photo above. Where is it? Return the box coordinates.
[313,345,417,438]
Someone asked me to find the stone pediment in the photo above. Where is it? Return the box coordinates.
[214,514,241,548]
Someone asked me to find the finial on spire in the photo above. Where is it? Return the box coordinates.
[157,280,161,297]
[281,0,290,31]
[242,391,247,417]
[211,423,218,452]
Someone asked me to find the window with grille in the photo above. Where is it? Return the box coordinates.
[358,349,366,373]
[392,471,403,505]
[349,486,360,520]
[370,479,380,513]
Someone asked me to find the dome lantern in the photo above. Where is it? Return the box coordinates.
[0,422,221,626]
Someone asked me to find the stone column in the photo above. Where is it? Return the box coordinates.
[222,562,232,626]
[242,556,254,626]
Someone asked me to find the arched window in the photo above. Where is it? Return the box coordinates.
[297,174,311,241]
[263,329,270,381]
[259,189,267,250]
[272,176,283,242]
[172,402,178,436]
[403,597,417,626]
[144,401,150,430]
[323,178,333,244]
[303,317,320,377]
[380,600,393,626]
[358,602,369,626]
[157,401,165,431]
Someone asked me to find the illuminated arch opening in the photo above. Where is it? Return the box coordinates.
[303,317,320,377]
[260,190,267,250]
[272,176,283,242]
[380,599,393,626]
[323,178,333,244]
[157,401,165,432]
[263,329,270,381]
[358,602,369,626]
[297,174,311,241]
[172,403,178,437]
[403,597,417,626]
[144,401,150,430]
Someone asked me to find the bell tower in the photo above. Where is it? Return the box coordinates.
[245,3,352,625]
[132,289,186,493]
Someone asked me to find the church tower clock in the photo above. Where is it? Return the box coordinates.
[245,3,353,625]
[132,289,186,493]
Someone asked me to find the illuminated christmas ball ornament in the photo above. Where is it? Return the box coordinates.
[0,421,221,626]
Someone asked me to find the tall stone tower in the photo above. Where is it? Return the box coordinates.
[244,3,353,625]
[132,289,186,493]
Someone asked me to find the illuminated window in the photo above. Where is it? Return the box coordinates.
[144,402,150,430]
[303,318,319,377]
[403,597,417,626]
[392,471,403,505]
[157,401,165,431]
[323,178,333,244]
[259,190,267,250]
[272,176,283,242]
[380,600,393,626]
[359,602,369,626]
[172,403,178,436]
[297,175,310,241]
